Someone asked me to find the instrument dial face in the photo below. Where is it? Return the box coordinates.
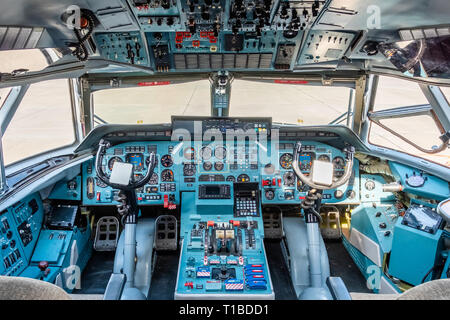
[214,161,224,171]
[318,154,330,162]
[279,153,293,169]
[237,174,250,182]
[149,173,158,185]
[283,171,295,186]
[200,146,212,160]
[161,169,174,182]
[214,146,227,160]
[183,163,196,176]
[332,156,345,178]
[265,189,275,200]
[108,156,123,171]
[203,161,213,171]
[332,156,345,170]
[160,154,173,167]
[264,163,276,175]
[226,175,236,182]
[183,147,196,160]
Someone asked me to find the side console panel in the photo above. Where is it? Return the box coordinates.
[0,194,44,277]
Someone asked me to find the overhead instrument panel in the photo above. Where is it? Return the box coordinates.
[93,1,328,71]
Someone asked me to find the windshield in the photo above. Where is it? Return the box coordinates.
[93,80,353,126]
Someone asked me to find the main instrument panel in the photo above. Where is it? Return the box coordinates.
[83,120,359,207]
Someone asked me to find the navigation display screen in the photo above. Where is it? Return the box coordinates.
[126,153,144,171]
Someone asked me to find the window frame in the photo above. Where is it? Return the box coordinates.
[0,78,81,193]
[363,75,450,168]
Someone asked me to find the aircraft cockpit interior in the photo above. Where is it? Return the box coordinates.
[0,0,449,303]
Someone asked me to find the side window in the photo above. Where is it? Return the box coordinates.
[368,76,449,167]
[2,79,76,166]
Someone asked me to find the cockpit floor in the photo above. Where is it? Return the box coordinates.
[75,251,115,295]
[325,240,371,293]
[148,250,180,300]
[264,240,297,299]
[74,239,370,298]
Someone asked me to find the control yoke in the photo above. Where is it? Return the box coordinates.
[292,141,355,191]
[95,139,157,191]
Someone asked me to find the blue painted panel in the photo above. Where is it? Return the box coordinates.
[360,174,396,203]
[350,202,398,256]
[0,193,44,277]
[49,176,82,201]
[389,162,450,201]
[389,215,446,286]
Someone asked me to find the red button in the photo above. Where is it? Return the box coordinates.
[164,195,169,208]
[96,192,101,202]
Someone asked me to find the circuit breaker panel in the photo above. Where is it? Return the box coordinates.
[93,0,340,72]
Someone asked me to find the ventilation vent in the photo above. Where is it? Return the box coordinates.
[0,27,43,50]
[174,53,273,70]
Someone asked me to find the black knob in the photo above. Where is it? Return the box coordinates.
[379,222,387,229]
[292,8,298,19]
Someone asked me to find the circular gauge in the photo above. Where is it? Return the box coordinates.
[214,146,227,160]
[279,153,293,169]
[264,163,276,175]
[334,190,344,199]
[108,156,123,171]
[183,163,196,176]
[299,152,315,172]
[149,173,158,185]
[237,174,250,182]
[183,147,196,160]
[160,154,173,167]
[265,189,275,200]
[346,190,356,199]
[96,178,107,188]
[200,146,212,160]
[283,171,295,186]
[332,156,345,170]
[365,180,376,191]
[405,173,426,188]
[203,161,213,171]
[226,175,236,182]
[318,154,330,162]
[161,169,174,182]
[214,161,224,171]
